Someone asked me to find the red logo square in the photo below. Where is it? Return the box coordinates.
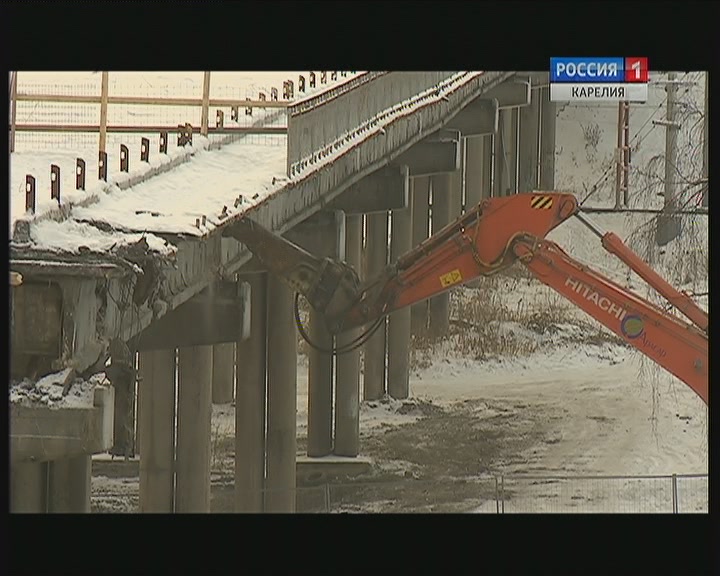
[625,57,649,82]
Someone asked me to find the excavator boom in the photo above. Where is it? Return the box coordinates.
[227,191,708,404]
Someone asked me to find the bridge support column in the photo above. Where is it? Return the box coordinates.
[175,345,213,513]
[110,361,136,459]
[452,138,465,214]
[539,87,556,190]
[265,274,297,512]
[334,214,362,456]
[236,273,267,512]
[410,176,430,335]
[48,455,91,513]
[518,87,541,193]
[11,462,48,512]
[429,173,452,338]
[212,343,235,405]
[363,211,388,400]
[138,349,176,513]
[465,136,487,207]
[387,169,412,399]
[307,307,333,456]
[494,109,518,197]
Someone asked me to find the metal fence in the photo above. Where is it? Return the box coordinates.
[234,473,708,514]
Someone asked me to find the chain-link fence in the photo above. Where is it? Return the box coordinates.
[234,474,708,513]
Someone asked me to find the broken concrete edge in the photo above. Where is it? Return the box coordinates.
[10,108,286,244]
[10,384,115,464]
[285,71,498,183]
[17,73,515,357]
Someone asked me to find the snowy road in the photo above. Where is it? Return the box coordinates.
[411,345,708,477]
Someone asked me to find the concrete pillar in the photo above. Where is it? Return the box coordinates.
[265,274,297,512]
[138,349,176,513]
[494,109,517,197]
[212,343,235,404]
[451,138,465,214]
[307,306,333,456]
[493,112,507,198]
[48,455,91,513]
[539,87,556,191]
[11,462,48,513]
[363,211,388,400]
[518,88,541,193]
[175,345,213,513]
[134,353,141,457]
[509,108,519,194]
[334,214,362,456]
[387,191,413,399]
[111,364,135,458]
[410,176,430,334]
[465,137,485,209]
[236,273,267,512]
[429,173,451,338]
[481,135,493,199]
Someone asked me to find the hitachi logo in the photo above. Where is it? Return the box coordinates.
[564,276,627,321]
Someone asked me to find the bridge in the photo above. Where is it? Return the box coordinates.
[10,70,557,512]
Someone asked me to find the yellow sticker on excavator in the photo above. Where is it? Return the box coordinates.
[530,195,553,209]
[439,268,463,288]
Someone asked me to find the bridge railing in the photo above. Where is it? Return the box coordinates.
[286,71,463,177]
[229,473,710,513]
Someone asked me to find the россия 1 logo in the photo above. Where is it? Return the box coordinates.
[550,57,649,83]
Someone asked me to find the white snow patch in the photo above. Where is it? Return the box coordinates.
[10,370,104,409]
[70,138,287,235]
[29,218,176,256]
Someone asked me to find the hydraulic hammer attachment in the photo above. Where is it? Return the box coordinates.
[224,217,363,333]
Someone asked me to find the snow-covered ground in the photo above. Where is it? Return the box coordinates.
[10,71,360,243]
[12,71,706,513]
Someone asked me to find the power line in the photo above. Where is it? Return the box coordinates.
[579,72,692,207]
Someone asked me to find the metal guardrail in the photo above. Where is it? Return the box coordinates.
[230,473,709,514]
[286,71,463,176]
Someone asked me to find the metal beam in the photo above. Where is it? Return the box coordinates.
[394,140,459,177]
[445,98,499,136]
[13,124,287,135]
[11,386,114,463]
[285,210,346,258]
[483,79,531,109]
[324,166,410,214]
[130,281,250,351]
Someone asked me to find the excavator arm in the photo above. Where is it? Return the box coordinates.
[225,192,708,405]
[227,192,579,333]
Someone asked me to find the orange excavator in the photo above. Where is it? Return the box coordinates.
[225,192,708,405]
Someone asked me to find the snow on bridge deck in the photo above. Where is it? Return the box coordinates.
[10,71,363,255]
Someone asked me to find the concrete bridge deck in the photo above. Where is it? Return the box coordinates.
[10,70,552,513]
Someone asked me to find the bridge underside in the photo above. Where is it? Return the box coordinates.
[10,71,555,513]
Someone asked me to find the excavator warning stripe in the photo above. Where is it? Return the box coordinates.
[530,195,553,210]
[439,268,463,288]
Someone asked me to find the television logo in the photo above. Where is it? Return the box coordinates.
[551,57,649,83]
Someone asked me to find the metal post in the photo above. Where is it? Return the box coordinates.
[324,483,331,513]
[614,102,625,209]
[622,102,630,206]
[702,72,708,207]
[201,71,211,137]
[495,476,500,513]
[671,474,678,513]
[99,72,109,154]
[500,476,505,513]
[10,71,18,153]
[664,72,678,209]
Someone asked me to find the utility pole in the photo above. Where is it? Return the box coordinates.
[663,72,678,210]
[701,72,708,207]
[614,101,630,208]
[652,72,688,245]
[9,71,17,153]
